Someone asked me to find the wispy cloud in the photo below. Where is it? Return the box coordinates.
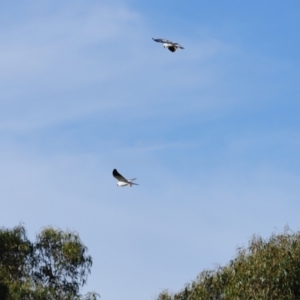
[0,1,233,132]
[0,1,299,300]
[0,143,299,299]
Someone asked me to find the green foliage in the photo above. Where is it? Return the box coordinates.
[157,228,300,300]
[0,225,99,300]
[33,227,92,297]
[0,225,33,280]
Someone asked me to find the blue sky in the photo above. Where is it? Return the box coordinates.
[0,1,300,299]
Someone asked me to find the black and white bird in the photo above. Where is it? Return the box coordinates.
[152,38,184,52]
[112,169,138,187]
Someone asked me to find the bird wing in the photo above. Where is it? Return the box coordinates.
[152,38,173,44]
[128,178,138,185]
[128,178,136,182]
[173,43,184,49]
[153,38,184,49]
[112,169,129,183]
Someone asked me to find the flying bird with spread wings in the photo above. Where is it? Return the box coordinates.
[152,38,184,52]
[112,169,138,187]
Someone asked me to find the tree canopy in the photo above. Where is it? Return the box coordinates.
[157,228,300,300]
[0,225,99,300]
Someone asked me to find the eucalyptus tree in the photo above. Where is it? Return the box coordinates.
[157,228,300,300]
[0,225,99,300]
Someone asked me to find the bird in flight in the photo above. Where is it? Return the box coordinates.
[152,38,184,52]
[112,169,138,187]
